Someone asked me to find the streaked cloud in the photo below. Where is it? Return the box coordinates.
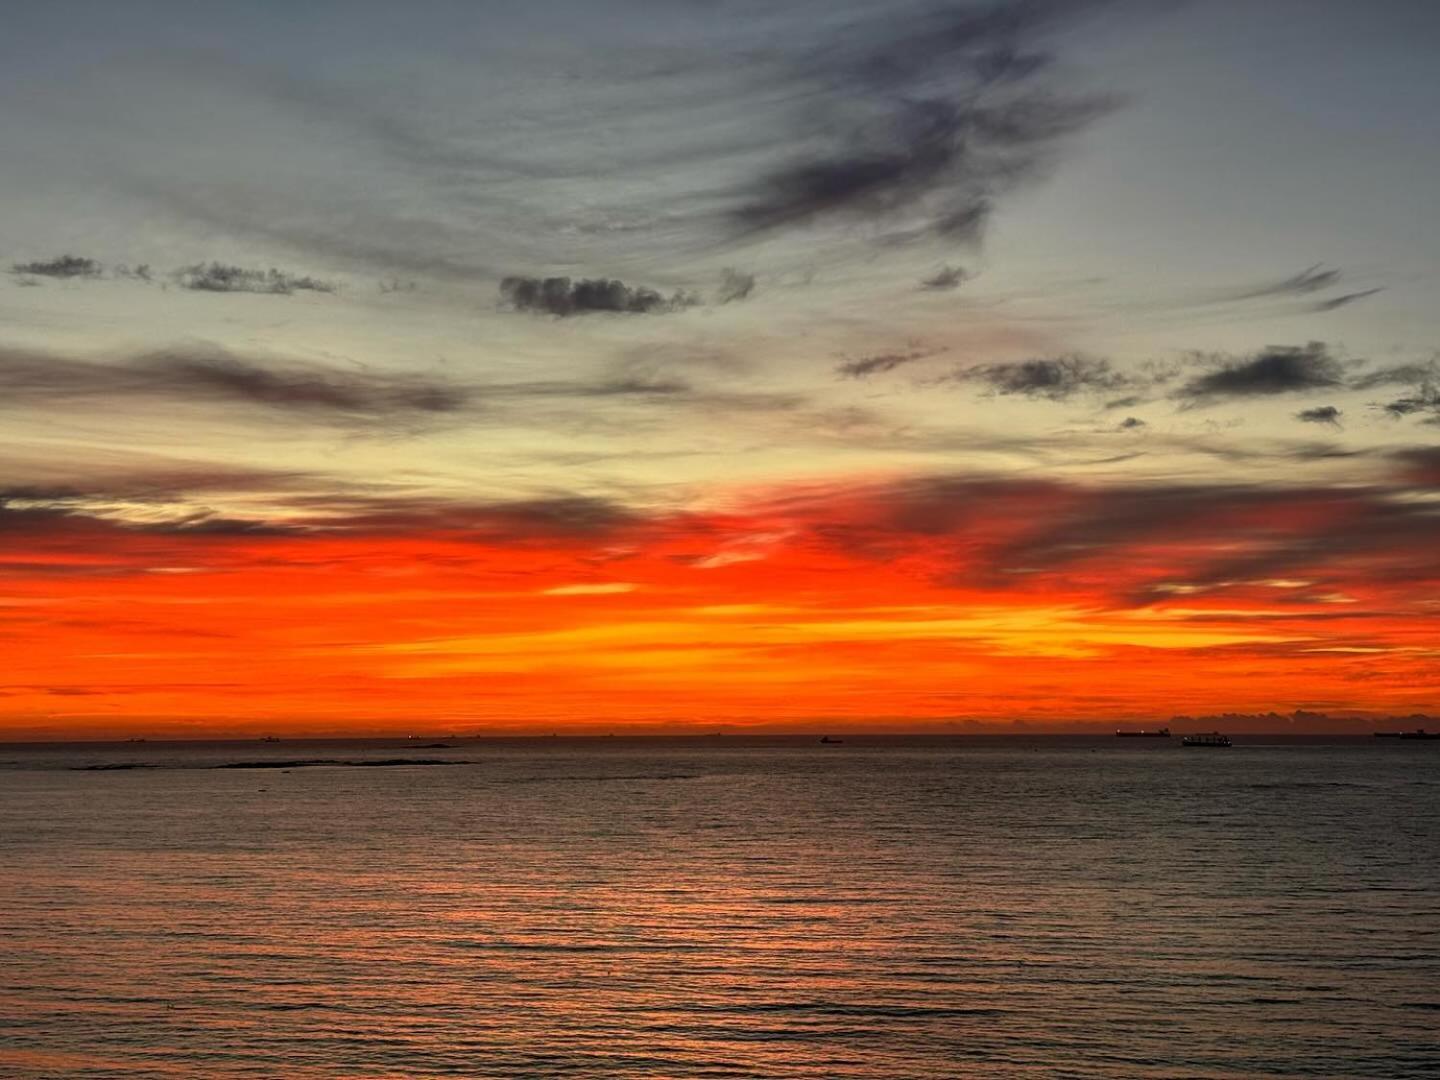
[836,346,932,380]
[0,344,466,424]
[728,1,1115,243]
[1229,263,1343,301]
[1312,287,1383,312]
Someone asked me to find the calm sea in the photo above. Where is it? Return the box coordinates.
[1,736,1437,1078]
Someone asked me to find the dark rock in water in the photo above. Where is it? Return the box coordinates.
[213,759,342,770]
[212,758,467,770]
[349,758,464,767]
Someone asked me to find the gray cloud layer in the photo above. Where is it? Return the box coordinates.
[0,345,466,423]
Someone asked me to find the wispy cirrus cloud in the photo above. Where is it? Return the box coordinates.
[1311,287,1383,313]
[1229,263,1342,301]
[1150,265,1385,322]
[21,1,1121,289]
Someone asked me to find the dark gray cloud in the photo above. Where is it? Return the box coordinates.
[1176,342,1345,405]
[0,345,466,422]
[1312,287,1383,312]
[12,254,102,279]
[810,468,1440,603]
[1,476,644,551]
[1178,265,1384,319]
[947,354,1131,400]
[174,262,336,295]
[0,466,318,553]
[1296,405,1342,426]
[836,346,931,379]
[715,268,757,304]
[1377,383,1440,421]
[1231,263,1342,300]
[730,1,1113,243]
[10,252,343,295]
[1350,360,1437,391]
[921,265,968,290]
[500,275,698,316]
[1352,357,1440,423]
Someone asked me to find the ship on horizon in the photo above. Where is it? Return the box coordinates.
[1116,727,1170,738]
[1375,728,1439,741]
[1182,732,1231,748]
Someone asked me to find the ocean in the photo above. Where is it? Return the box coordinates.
[2,736,1437,1078]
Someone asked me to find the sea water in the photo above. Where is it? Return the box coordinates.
[2,736,1437,1077]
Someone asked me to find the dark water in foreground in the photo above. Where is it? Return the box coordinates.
[2,736,1437,1078]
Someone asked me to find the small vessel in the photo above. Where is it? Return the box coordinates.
[819,736,844,745]
[259,736,281,743]
[1182,732,1231,748]
[1116,727,1169,738]
[1398,729,1439,741]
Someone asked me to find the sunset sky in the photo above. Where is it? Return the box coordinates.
[3,0,1438,737]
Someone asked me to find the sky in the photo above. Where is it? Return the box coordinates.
[2,0,1438,737]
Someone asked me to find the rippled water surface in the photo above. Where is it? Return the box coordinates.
[2,736,1438,1077]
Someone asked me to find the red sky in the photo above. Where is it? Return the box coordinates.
[5,461,1436,738]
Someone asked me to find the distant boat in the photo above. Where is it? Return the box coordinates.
[259,736,281,743]
[1116,727,1170,738]
[1182,732,1231,748]
[819,736,844,745]
[1398,729,1439,741]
